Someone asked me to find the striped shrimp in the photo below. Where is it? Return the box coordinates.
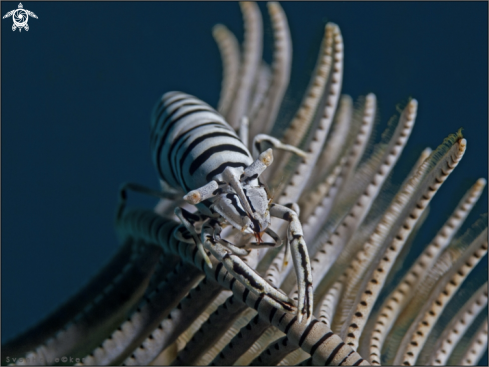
[129,91,313,323]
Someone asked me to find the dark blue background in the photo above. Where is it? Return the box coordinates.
[2,1,487,361]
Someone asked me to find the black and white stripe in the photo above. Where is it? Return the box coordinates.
[150,91,253,192]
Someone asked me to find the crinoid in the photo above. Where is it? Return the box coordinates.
[2,2,487,366]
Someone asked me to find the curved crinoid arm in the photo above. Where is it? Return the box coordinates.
[171,292,251,365]
[167,240,262,365]
[394,226,488,365]
[296,97,356,241]
[252,284,345,367]
[192,308,263,365]
[81,260,204,365]
[256,24,344,304]
[208,312,271,365]
[368,177,486,365]
[123,278,225,365]
[319,281,343,328]
[248,333,303,366]
[156,289,235,365]
[2,240,163,366]
[294,99,419,308]
[341,94,377,184]
[213,24,241,118]
[333,148,432,299]
[459,317,488,366]
[377,214,488,365]
[311,94,353,187]
[267,22,340,193]
[276,24,344,205]
[298,154,344,225]
[245,102,383,363]
[280,23,338,148]
[229,324,283,365]
[429,281,488,365]
[226,2,263,129]
[248,62,272,123]
[249,2,292,138]
[336,130,467,351]
[299,93,376,224]
[115,208,369,365]
[0,240,151,364]
[279,346,311,365]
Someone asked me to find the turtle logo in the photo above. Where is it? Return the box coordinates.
[3,3,38,32]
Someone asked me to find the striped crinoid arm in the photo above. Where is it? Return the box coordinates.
[81,261,203,365]
[124,238,260,364]
[430,282,488,365]
[312,93,376,196]
[249,333,301,365]
[226,2,262,129]
[265,21,337,189]
[394,225,488,366]
[115,208,369,365]
[249,2,292,138]
[331,97,415,215]
[248,29,344,351]
[319,281,343,329]
[280,23,337,147]
[301,99,418,295]
[164,289,232,361]
[152,241,265,365]
[368,177,486,365]
[297,99,362,241]
[213,24,240,118]
[300,94,376,241]
[298,150,345,226]
[209,312,272,365]
[336,130,467,350]
[120,278,224,365]
[158,239,270,364]
[1,239,135,363]
[248,62,272,128]
[275,22,343,204]
[339,93,377,184]
[459,317,488,366]
[11,240,162,366]
[171,295,253,365]
[209,242,294,366]
[379,215,488,365]
[333,147,432,280]
[233,255,312,367]
[311,94,353,188]
[279,347,310,365]
[236,325,284,365]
